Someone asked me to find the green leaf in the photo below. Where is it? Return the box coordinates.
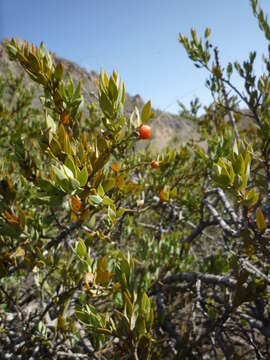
[97,183,105,197]
[227,62,233,75]
[121,81,125,105]
[63,164,75,179]
[6,43,18,59]
[243,188,259,207]
[214,159,234,187]
[54,63,64,81]
[102,196,114,206]
[45,112,57,134]
[108,206,116,220]
[170,187,177,198]
[78,167,88,187]
[67,74,74,97]
[65,156,77,178]
[89,215,96,227]
[100,69,109,87]
[89,194,103,205]
[100,92,113,117]
[76,310,92,325]
[76,238,87,257]
[256,208,266,233]
[70,177,81,191]
[52,165,68,182]
[204,27,211,38]
[117,207,126,217]
[103,179,115,192]
[59,81,67,99]
[109,76,118,102]
[28,52,40,72]
[50,137,62,156]
[39,179,58,193]
[141,101,152,123]
[135,315,146,336]
[233,140,239,156]
[72,81,82,101]
[140,292,151,320]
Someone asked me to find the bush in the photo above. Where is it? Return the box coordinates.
[1,1,270,358]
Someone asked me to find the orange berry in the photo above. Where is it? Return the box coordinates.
[151,160,159,169]
[138,124,151,140]
[111,162,119,172]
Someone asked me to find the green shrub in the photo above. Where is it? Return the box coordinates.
[1,1,270,358]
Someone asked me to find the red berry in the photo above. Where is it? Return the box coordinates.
[138,125,151,140]
[151,160,159,169]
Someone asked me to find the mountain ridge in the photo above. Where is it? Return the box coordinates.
[0,40,197,150]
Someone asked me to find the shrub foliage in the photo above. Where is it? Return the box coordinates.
[1,1,270,358]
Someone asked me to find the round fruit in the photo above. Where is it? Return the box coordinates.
[138,124,151,140]
[151,160,159,169]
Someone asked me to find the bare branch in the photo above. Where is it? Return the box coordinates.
[161,271,237,288]
[203,199,240,237]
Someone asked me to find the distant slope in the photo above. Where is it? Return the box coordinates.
[0,40,197,150]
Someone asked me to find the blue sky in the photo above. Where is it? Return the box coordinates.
[1,0,270,114]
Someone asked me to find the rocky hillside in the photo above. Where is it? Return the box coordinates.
[0,40,198,150]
